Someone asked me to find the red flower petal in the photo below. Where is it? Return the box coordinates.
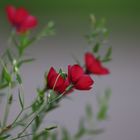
[47,67,57,83]
[85,52,110,75]
[14,7,29,24]
[6,5,16,25]
[47,67,62,90]
[74,75,94,90]
[21,15,37,29]
[49,74,64,90]
[68,65,84,83]
[94,60,110,74]
[85,52,96,69]
[6,5,37,33]
[62,78,72,94]
[47,67,69,94]
[57,80,68,93]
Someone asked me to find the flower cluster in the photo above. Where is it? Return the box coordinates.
[6,5,37,33]
[5,6,110,96]
[0,5,112,140]
[46,54,109,94]
[46,65,94,94]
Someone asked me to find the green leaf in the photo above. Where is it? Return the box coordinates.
[0,137,4,140]
[75,118,86,139]
[1,68,6,82]
[102,28,109,37]
[47,90,58,103]
[102,58,112,63]
[104,47,112,59]
[48,21,55,28]
[34,115,41,130]
[17,58,35,68]
[18,89,24,109]
[86,104,93,120]
[59,69,67,79]
[0,83,9,90]
[93,43,100,53]
[51,133,57,140]
[62,128,71,140]
[18,35,36,56]
[45,126,57,131]
[0,134,11,140]
[8,94,13,104]
[97,89,111,121]
[33,129,50,140]
[37,21,55,39]
[97,105,108,121]
[19,34,30,47]
[16,74,22,85]
[3,68,12,84]
[6,49,13,64]
[90,14,96,26]
[105,88,112,101]
[37,88,45,100]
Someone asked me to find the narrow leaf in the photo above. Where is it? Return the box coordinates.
[45,126,57,131]
[6,49,13,64]
[105,47,112,59]
[0,83,9,90]
[16,74,22,84]
[86,104,93,119]
[97,105,108,121]
[3,68,12,83]
[18,89,24,109]
[62,128,71,140]
[93,43,100,53]
[17,58,35,68]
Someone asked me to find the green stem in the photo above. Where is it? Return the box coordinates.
[17,103,46,137]
[11,110,23,126]
[48,84,73,104]
[2,84,11,128]
[18,117,36,137]
[11,103,33,127]
[10,133,33,140]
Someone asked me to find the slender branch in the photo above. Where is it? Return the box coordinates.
[2,84,12,128]
[10,133,33,140]
[11,110,23,126]
[17,102,46,137]
[17,116,36,137]
[48,85,73,104]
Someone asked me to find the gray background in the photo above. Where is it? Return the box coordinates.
[0,0,140,139]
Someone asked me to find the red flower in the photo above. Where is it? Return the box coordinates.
[68,65,94,90]
[47,67,69,94]
[6,5,37,33]
[85,52,110,75]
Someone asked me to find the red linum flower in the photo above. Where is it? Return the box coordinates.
[68,64,94,90]
[6,5,37,33]
[47,67,69,94]
[85,52,110,75]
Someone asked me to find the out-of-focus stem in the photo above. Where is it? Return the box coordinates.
[2,84,12,128]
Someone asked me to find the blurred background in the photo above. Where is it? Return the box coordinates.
[0,0,140,140]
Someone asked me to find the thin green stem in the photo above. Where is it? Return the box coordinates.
[12,111,34,129]
[10,133,33,140]
[11,110,23,126]
[18,117,36,137]
[48,84,73,104]
[17,102,46,137]
[2,84,11,128]
[8,29,15,46]
[48,92,65,104]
